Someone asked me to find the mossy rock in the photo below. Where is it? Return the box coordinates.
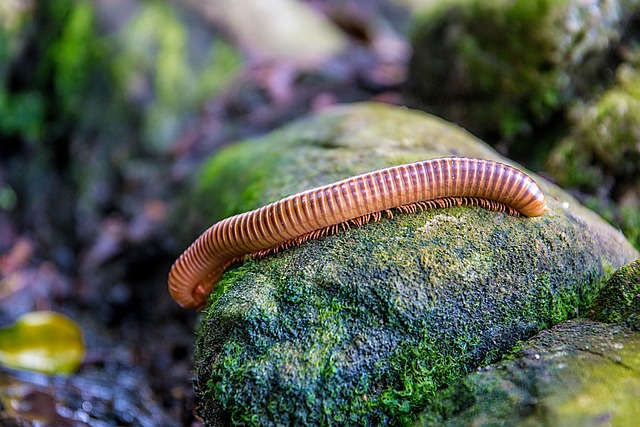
[547,64,640,250]
[192,103,639,426]
[588,259,640,329]
[405,0,640,141]
[413,319,640,426]
[547,65,640,187]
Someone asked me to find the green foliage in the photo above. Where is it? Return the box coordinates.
[0,90,44,140]
[0,183,17,211]
[1,0,242,153]
[0,5,43,139]
[0,0,106,143]
[49,1,98,117]
[1,0,244,250]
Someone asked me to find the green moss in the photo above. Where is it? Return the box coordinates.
[619,205,640,251]
[198,206,632,425]
[193,103,639,425]
[549,65,640,188]
[196,140,272,221]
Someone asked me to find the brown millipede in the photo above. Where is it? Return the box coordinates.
[169,157,547,309]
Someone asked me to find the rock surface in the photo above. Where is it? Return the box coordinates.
[413,319,640,426]
[179,0,346,66]
[414,259,640,425]
[193,103,638,425]
[589,259,640,330]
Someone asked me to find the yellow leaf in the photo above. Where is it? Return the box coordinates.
[0,311,85,375]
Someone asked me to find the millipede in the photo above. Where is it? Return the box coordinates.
[169,157,547,309]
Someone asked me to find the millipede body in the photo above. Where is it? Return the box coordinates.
[169,157,547,309]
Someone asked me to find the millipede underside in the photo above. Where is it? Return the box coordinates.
[234,196,520,263]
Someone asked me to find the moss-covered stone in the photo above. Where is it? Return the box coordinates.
[413,319,640,426]
[547,64,640,250]
[193,103,639,426]
[588,259,640,329]
[406,0,639,141]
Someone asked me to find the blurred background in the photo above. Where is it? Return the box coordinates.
[0,0,638,425]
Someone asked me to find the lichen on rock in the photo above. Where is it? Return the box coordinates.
[192,103,638,425]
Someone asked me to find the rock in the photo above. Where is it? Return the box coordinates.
[192,103,638,425]
[547,64,640,250]
[588,259,640,330]
[413,319,640,426]
[405,0,640,140]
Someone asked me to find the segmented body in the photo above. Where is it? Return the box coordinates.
[169,157,547,309]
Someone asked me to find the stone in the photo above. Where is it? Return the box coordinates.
[405,0,640,140]
[179,0,346,66]
[413,319,640,426]
[588,259,640,330]
[192,103,638,425]
[547,64,640,250]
